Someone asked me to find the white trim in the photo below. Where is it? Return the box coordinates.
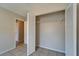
[73,3,77,56]
[0,46,16,55]
[39,46,65,53]
[24,21,27,44]
[15,21,19,42]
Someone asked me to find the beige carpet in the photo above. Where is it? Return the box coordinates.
[0,43,65,56]
[30,47,65,56]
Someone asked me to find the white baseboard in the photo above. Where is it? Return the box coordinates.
[0,46,16,55]
[39,46,65,53]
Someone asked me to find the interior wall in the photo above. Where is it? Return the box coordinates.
[65,4,77,56]
[36,11,65,53]
[0,7,24,54]
[77,4,79,56]
[27,12,36,55]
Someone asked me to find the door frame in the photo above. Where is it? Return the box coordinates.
[15,18,27,47]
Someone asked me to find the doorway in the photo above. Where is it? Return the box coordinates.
[35,10,65,56]
[16,19,24,47]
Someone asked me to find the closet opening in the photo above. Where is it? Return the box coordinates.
[35,10,65,56]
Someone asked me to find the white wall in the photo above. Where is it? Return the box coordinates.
[65,4,77,56]
[0,7,24,54]
[77,3,79,56]
[27,12,35,55]
[36,11,65,53]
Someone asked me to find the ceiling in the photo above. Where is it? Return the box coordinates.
[0,3,68,17]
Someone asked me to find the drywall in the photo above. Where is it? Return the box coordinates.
[0,7,24,54]
[65,4,77,56]
[77,4,79,56]
[27,12,35,55]
[36,11,65,53]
